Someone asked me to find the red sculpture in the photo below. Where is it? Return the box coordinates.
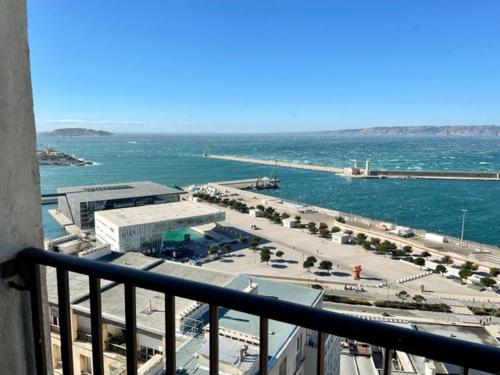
[353,265,362,280]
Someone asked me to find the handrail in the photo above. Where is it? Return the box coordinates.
[18,247,500,373]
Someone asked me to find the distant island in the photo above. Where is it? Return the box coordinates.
[39,128,113,137]
[329,125,499,137]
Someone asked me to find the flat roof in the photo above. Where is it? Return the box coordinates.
[57,181,181,202]
[75,260,235,336]
[46,252,161,304]
[72,259,322,352]
[218,276,323,363]
[95,201,225,227]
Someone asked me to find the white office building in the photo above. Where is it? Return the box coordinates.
[95,201,225,252]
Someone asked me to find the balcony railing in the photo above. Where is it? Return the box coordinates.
[12,247,500,375]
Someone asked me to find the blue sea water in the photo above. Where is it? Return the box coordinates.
[38,134,500,246]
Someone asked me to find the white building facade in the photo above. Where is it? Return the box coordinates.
[95,201,225,252]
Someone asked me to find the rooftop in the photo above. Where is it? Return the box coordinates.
[46,252,161,304]
[75,259,235,335]
[95,201,225,227]
[219,275,322,362]
[57,181,181,202]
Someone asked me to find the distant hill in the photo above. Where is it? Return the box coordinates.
[39,128,113,137]
[329,125,499,137]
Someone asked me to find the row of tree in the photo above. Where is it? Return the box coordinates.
[194,193,249,213]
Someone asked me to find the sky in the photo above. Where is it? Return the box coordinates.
[28,0,500,133]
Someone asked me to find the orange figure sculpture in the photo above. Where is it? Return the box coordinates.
[353,265,362,280]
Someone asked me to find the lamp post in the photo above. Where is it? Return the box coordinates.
[460,209,467,246]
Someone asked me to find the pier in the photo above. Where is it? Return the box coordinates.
[204,153,344,174]
[204,154,500,181]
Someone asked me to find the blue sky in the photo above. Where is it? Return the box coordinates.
[29,1,500,133]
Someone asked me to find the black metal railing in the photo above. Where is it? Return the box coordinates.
[15,247,500,375]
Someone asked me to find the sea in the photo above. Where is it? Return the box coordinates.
[39,134,500,247]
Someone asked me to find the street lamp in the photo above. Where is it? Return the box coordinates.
[460,209,468,246]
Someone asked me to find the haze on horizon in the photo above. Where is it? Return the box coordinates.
[30,1,500,134]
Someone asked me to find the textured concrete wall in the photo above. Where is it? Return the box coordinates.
[0,0,50,373]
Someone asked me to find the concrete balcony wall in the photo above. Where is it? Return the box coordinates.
[0,0,50,373]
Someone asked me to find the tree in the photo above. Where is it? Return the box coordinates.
[344,229,353,235]
[413,295,426,304]
[281,212,290,219]
[371,237,381,246]
[489,267,500,277]
[260,251,271,264]
[402,245,412,253]
[319,227,331,238]
[275,250,284,259]
[308,222,318,234]
[421,251,431,258]
[459,268,473,282]
[303,259,315,272]
[250,238,259,249]
[319,222,328,230]
[462,261,478,271]
[208,246,218,256]
[222,244,232,253]
[362,242,372,250]
[239,236,248,244]
[435,264,447,276]
[256,204,265,211]
[480,277,497,288]
[306,256,317,264]
[319,260,333,274]
[414,258,425,268]
[294,215,302,223]
[396,291,410,301]
[441,255,453,264]
[331,226,341,233]
[356,233,367,245]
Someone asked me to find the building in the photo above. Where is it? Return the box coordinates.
[282,218,299,228]
[331,232,350,244]
[57,181,182,230]
[95,201,225,252]
[46,252,341,375]
[249,209,264,217]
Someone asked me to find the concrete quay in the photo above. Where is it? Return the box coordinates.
[205,153,500,181]
[204,153,345,174]
[206,182,500,269]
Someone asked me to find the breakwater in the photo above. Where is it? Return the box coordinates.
[204,153,344,173]
[205,154,500,181]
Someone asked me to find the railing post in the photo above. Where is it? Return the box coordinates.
[316,331,325,375]
[383,348,393,375]
[165,294,176,375]
[125,284,137,375]
[29,262,48,375]
[209,304,219,375]
[260,317,268,375]
[89,276,104,375]
[56,269,74,375]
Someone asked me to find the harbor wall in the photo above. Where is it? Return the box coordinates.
[205,154,499,181]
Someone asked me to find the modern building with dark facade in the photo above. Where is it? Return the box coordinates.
[57,181,181,230]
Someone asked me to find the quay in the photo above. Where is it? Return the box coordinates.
[204,153,500,181]
[204,153,345,174]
